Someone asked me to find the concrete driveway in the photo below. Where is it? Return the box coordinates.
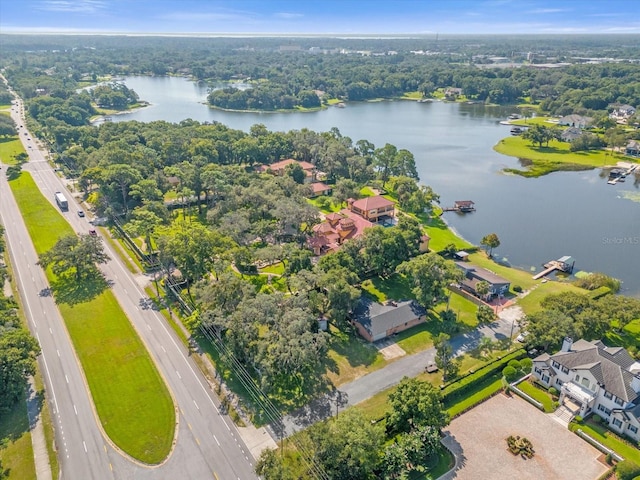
[441,394,608,480]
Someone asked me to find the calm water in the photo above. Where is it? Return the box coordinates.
[110,76,640,297]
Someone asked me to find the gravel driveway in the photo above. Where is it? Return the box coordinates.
[440,394,608,480]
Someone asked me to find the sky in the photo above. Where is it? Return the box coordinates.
[0,0,639,35]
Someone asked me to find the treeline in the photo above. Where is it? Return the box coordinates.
[3,35,640,114]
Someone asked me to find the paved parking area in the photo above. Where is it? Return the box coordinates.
[374,338,406,360]
[441,394,608,480]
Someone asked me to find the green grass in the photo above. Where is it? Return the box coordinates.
[516,380,555,412]
[573,419,640,463]
[423,215,474,253]
[259,262,285,275]
[306,197,342,213]
[0,393,36,480]
[0,137,26,166]
[9,172,175,464]
[494,136,633,177]
[325,326,387,386]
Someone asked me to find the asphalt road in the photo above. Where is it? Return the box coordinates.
[3,93,258,479]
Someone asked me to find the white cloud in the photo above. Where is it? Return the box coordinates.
[274,12,304,19]
[38,0,107,14]
[526,8,569,14]
[157,8,260,24]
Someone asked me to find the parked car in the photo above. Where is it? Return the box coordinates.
[78,210,85,217]
[516,331,529,343]
[88,228,97,236]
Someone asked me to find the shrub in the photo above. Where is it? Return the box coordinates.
[513,285,523,293]
[592,414,602,424]
[520,358,533,370]
[575,415,583,424]
[507,359,521,370]
[506,435,535,458]
[616,460,640,480]
[502,366,517,381]
[548,387,558,396]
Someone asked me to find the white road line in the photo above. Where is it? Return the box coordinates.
[83,441,87,453]
[223,418,230,431]
[161,345,166,353]
[176,370,182,379]
[146,323,152,331]
[193,400,199,410]
[65,374,69,384]
[57,349,60,357]
[213,435,220,446]
[49,327,53,334]
[73,404,78,415]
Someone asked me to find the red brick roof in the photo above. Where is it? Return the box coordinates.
[311,182,332,193]
[351,195,394,211]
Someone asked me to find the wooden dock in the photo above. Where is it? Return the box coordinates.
[443,200,476,213]
[532,256,575,280]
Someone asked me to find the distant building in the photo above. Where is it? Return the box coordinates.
[308,211,373,256]
[351,298,427,342]
[560,127,584,142]
[626,140,640,157]
[257,159,316,183]
[532,338,640,441]
[558,114,592,129]
[308,182,332,198]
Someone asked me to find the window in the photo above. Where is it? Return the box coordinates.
[629,425,638,434]
[535,368,542,375]
[581,377,590,388]
[552,361,560,368]
[561,366,569,374]
[614,397,624,406]
[556,378,563,385]
[597,405,611,415]
[604,391,613,400]
[542,375,550,383]
[575,374,580,382]
[612,418,622,428]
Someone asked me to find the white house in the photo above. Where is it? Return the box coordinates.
[532,338,640,441]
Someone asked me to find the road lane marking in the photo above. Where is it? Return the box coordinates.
[146,323,151,331]
[187,423,192,431]
[213,435,220,446]
[213,473,219,480]
[196,437,200,445]
[37,344,60,413]
[73,404,77,415]
[49,327,53,334]
[222,418,230,430]
[161,345,166,353]
[57,349,60,357]
[83,441,87,453]
[193,400,199,410]
[65,375,69,384]
[176,370,182,379]
[109,464,113,471]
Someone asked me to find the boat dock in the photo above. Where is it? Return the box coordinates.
[442,200,476,213]
[532,256,575,280]
[608,163,638,185]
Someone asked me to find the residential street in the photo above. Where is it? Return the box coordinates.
[280,307,523,436]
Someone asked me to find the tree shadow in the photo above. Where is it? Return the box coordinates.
[0,393,29,447]
[327,327,377,370]
[50,270,110,305]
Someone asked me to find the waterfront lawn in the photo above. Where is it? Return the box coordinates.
[0,394,36,480]
[9,172,175,464]
[0,137,25,166]
[573,419,640,464]
[495,136,631,177]
[423,215,474,252]
[517,380,555,413]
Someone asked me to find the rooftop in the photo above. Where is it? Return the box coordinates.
[350,195,395,211]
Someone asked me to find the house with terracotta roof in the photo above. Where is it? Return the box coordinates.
[532,338,640,441]
[308,182,332,198]
[257,159,317,183]
[348,195,395,223]
[308,210,373,255]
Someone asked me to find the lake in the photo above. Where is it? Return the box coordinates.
[109,76,640,297]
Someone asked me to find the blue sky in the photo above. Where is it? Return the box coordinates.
[1,0,639,35]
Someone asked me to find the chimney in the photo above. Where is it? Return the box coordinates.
[561,337,573,352]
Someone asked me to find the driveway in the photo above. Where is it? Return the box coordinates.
[440,394,607,480]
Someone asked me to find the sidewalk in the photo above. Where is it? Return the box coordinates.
[25,377,52,480]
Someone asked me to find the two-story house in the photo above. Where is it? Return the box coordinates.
[532,338,640,441]
[347,195,395,223]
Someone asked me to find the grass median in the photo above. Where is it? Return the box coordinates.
[9,172,175,464]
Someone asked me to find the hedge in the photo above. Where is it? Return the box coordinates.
[441,349,526,403]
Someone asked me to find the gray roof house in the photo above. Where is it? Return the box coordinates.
[351,297,427,342]
[455,262,510,300]
[560,127,584,142]
[558,114,593,129]
[532,338,640,441]
[626,140,640,157]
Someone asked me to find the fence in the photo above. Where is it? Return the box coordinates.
[509,374,545,411]
[576,429,624,462]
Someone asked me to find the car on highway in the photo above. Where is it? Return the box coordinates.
[78,210,85,217]
[89,228,97,236]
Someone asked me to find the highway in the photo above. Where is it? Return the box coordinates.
[2,93,259,479]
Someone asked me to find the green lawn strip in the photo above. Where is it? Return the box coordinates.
[0,137,26,166]
[516,380,554,412]
[445,376,503,418]
[259,262,285,275]
[0,393,36,480]
[9,172,175,464]
[572,420,640,464]
[423,215,474,253]
[605,319,640,352]
[100,231,139,274]
[33,372,58,477]
[494,136,633,177]
[306,196,342,213]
